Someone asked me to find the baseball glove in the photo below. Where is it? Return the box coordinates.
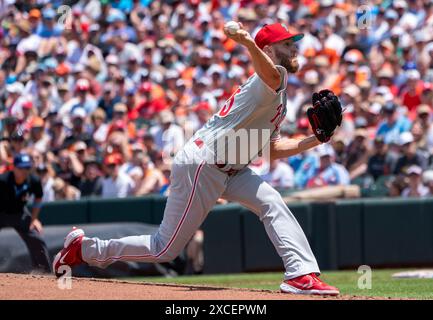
[307,89,342,143]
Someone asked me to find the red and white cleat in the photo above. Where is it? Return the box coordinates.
[53,227,85,278]
[280,273,340,296]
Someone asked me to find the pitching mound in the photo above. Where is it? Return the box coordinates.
[0,273,383,300]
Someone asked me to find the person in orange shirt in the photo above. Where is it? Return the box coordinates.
[327,49,366,96]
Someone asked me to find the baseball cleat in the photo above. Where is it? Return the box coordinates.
[53,227,85,278]
[280,273,340,296]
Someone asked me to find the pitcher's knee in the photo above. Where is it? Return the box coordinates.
[151,237,183,263]
[154,249,181,263]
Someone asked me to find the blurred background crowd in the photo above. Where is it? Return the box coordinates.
[0,0,433,201]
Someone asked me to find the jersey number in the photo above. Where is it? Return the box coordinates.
[218,88,241,118]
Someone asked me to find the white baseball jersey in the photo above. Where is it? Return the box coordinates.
[187,65,288,170]
[80,63,321,281]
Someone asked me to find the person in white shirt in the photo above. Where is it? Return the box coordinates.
[101,154,135,199]
[423,170,433,196]
[262,159,294,189]
[5,82,27,119]
[35,164,55,203]
[401,165,429,198]
[90,108,109,145]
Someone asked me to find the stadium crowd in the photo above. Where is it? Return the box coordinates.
[1,0,433,201]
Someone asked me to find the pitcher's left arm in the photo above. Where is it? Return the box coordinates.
[270,135,321,161]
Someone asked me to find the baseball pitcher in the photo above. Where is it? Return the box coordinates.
[54,23,342,295]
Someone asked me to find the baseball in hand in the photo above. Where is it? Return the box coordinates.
[225,21,240,35]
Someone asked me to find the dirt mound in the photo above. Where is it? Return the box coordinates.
[0,273,383,300]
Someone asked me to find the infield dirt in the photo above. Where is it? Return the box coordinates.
[0,273,397,300]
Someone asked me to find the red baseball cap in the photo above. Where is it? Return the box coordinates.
[297,117,309,130]
[254,23,303,50]
[139,81,152,93]
[104,153,123,166]
[76,78,90,91]
[193,101,211,113]
[22,100,33,109]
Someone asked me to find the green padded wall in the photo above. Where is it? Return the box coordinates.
[362,198,433,266]
[201,204,244,274]
[88,197,153,224]
[309,202,338,270]
[39,200,89,225]
[335,200,363,268]
[151,195,168,224]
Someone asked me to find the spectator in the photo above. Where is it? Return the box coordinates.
[423,170,433,196]
[1,116,19,140]
[401,165,429,198]
[387,175,408,197]
[28,117,49,153]
[293,149,318,189]
[109,102,136,140]
[119,142,146,178]
[59,79,97,119]
[35,163,55,202]
[79,157,103,198]
[305,144,350,188]
[52,177,81,201]
[72,141,88,165]
[47,116,66,154]
[401,69,423,112]
[62,107,92,149]
[343,129,370,180]
[262,159,295,190]
[142,133,160,165]
[101,153,135,199]
[90,108,109,145]
[367,136,395,180]
[97,83,121,121]
[150,110,185,159]
[376,101,411,145]
[159,161,172,196]
[414,104,433,153]
[2,130,26,162]
[394,132,429,175]
[133,154,165,196]
[5,82,26,119]
[54,149,83,189]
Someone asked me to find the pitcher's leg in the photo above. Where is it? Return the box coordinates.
[222,168,319,279]
[82,162,227,269]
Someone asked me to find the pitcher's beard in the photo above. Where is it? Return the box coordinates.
[283,57,299,73]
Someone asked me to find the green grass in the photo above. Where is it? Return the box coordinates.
[123,269,433,299]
